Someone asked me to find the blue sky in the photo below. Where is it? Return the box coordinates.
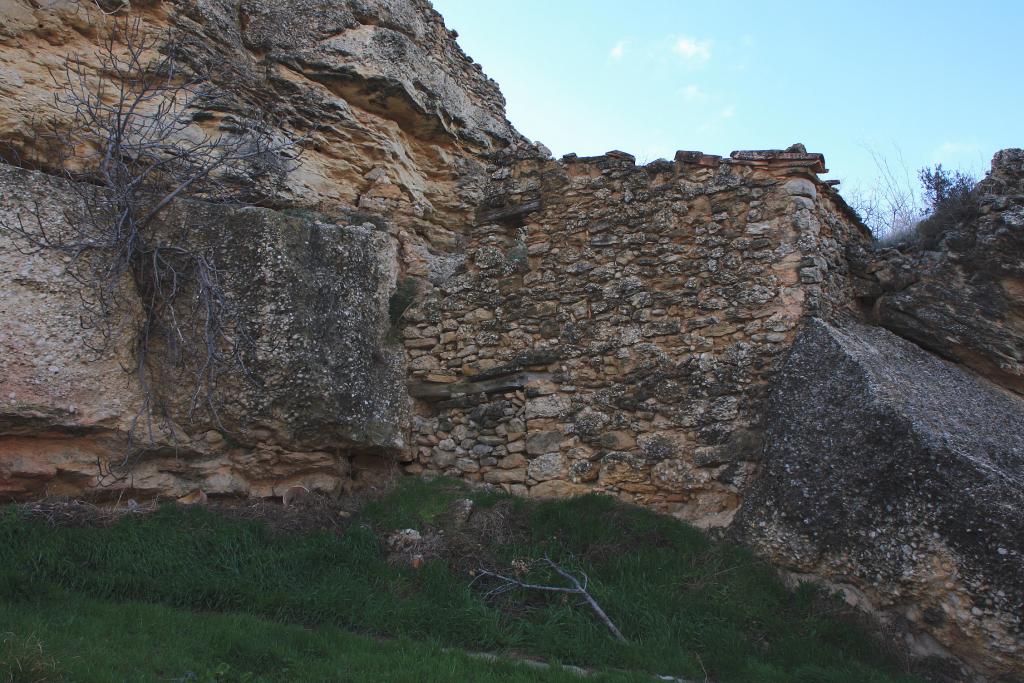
[432,0,1021,199]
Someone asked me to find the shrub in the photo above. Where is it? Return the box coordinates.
[844,145,977,247]
[915,165,977,248]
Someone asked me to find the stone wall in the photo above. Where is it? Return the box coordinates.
[401,146,871,527]
[2,0,1022,673]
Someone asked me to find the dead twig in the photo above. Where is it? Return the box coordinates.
[472,554,627,642]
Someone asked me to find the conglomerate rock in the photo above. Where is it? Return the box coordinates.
[736,318,1024,679]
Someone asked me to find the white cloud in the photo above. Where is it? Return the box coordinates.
[609,40,628,61]
[671,36,712,63]
[697,106,737,134]
[681,84,707,101]
[932,141,980,165]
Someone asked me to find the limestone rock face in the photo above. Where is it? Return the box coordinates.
[852,149,1024,395]
[737,319,1024,678]
[0,0,522,501]
[0,0,523,246]
[0,164,406,500]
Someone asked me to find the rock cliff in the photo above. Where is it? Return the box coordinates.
[0,0,525,499]
[0,0,1022,677]
[0,0,523,249]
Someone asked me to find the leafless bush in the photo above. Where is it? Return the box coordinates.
[845,145,924,244]
[845,145,978,247]
[0,18,302,452]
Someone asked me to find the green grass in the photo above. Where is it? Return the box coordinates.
[1,593,628,682]
[0,478,922,682]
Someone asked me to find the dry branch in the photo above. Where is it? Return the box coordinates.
[473,555,627,642]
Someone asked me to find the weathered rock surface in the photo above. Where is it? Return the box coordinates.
[1,0,525,502]
[0,0,524,249]
[1,163,406,500]
[851,149,1024,396]
[737,318,1024,678]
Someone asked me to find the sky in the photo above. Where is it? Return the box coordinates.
[431,0,1021,202]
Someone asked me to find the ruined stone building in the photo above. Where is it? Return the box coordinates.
[0,0,1021,677]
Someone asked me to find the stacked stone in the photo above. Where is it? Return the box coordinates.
[401,147,869,527]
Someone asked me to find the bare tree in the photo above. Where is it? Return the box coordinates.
[473,555,627,642]
[0,18,302,452]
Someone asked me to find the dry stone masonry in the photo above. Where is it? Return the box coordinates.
[401,145,870,528]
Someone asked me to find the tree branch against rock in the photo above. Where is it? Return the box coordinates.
[0,17,304,452]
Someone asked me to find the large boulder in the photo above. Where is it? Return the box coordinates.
[737,318,1024,678]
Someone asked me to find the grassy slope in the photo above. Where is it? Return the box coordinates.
[0,478,921,682]
[0,595,631,682]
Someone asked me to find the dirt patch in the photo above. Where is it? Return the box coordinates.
[8,489,385,537]
[11,499,158,527]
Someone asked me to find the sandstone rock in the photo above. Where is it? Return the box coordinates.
[782,178,817,199]
[858,150,1024,396]
[483,468,525,485]
[525,430,562,456]
[737,319,1024,678]
[431,448,455,469]
[597,431,636,450]
[0,164,405,500]
[529,480,589,498]
[598,452,652,487]
[497,453,527,470]
[524,395,571,420]
[176,490,208,506]
[0,0,523,245]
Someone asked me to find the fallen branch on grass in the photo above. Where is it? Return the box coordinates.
[472,555,626,642]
